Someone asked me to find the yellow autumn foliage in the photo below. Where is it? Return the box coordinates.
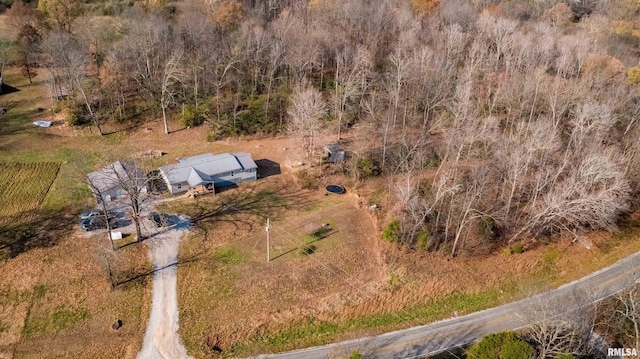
[411,0,441,18]
[627,67,640,85]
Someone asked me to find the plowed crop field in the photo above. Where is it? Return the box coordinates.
[0,162,61,225]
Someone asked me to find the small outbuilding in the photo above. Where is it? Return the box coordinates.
[324,144,345,163]
[159,152,258,195]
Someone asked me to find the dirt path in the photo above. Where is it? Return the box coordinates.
[137,216,193,359]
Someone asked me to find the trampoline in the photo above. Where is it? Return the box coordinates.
[326,184,346,194]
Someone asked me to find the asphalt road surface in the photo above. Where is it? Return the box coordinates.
[255,250,640,359]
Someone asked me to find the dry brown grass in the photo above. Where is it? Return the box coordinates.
[175,182,385,357]
[0,229,151,359]
[174,174,640,357]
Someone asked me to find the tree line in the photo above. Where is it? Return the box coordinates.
[2,0,640,256]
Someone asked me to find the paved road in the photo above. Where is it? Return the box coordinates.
[256,250,640,359]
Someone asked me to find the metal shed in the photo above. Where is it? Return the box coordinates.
[324,144,345,163]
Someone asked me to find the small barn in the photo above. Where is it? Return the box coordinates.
[324,144,345,163]
[87,161,147,202]
[159,152,258,195]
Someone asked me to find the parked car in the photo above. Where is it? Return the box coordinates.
[80,209,104,221]
[80,208,115,221]
[148,212,166,228]
[81,216,117,231]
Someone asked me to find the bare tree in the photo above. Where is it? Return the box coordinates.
[287,81,327,162]
[41,31,102,134]
[522,292,600,358]
[86,176,115,251]
[605,285,640,351]
[0,38,11,83]
[160,50,184,135]
[108,13,185,130]
[88,161,152,241]
[16,25,39,84]
[4,1,38,37]
[332,46,372,141]
[477,12,518,68]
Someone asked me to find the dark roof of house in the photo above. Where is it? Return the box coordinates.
[324,144,344,153]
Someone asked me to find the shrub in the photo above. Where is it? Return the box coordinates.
[67,112,80,126]
[627,66,640,85]
[348,349,362,359]
[416,227,429,250]
[65,102,90,126]
[296,170,320,190]
[66,110,89,126]
[356,156,380,178]
[418,179,432,197]
[500,336,536,359]
[503,243,524,255]
[383,219,401,243]
[300,244,317,255]
[512,242,524,254]
[218,94,284,136]
[480,215,497,239]
[553,354,576,359]
[180,104,206,127]
[467,331,535,359]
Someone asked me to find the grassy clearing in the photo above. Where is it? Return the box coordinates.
[0,64,152,355]
[176,198,640,358]
[0,162,60,226]
[232,287,519,355]
[10,235,152,359]
[177,194,383,358]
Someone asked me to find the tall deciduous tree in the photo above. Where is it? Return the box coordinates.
[287,81,327,161]
[160,50,184,134]
[5,1,38,37]
[332,46,372,141]
[37,0,83,32]
[108,14,185,133]
[17,24,39,84]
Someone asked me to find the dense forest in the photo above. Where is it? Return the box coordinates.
[2,0,640,256]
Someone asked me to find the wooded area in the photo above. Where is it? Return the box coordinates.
[2,0,640,256]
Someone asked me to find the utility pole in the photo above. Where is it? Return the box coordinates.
[266,218,270,262]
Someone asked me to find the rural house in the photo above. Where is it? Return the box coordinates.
[87,161,147,202]
[159,152,258,195]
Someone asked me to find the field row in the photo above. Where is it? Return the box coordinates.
[0,162,61,226]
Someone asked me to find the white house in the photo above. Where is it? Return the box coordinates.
[158,152,258,195]
[87,161,147,202]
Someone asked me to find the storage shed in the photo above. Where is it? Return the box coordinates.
[323,144,345,163]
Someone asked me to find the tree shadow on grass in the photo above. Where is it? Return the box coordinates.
[112,256,200,289]
[0,208,75,260]
[187,182,315,241]
[270,229,338,261]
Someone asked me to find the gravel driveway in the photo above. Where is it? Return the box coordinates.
[137,214,193,359]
